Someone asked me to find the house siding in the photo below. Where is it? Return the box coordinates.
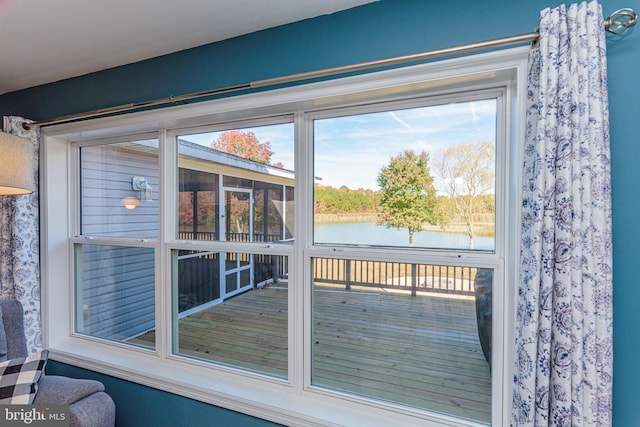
[81,143,159,238]
[78,244,155,341]
[79,143,159,340]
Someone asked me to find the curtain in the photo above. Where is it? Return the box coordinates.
[0,116,41,354]
[512,1,613,425]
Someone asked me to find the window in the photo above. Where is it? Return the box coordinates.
[171,122,294,378]
[76,139,159,349]
[309,95,500,423]
[172,249,289,378]
[313,98,497,251]
[42,48,527,427]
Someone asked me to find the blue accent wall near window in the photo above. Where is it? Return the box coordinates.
[46,361,283,427]
[1,0,639,425]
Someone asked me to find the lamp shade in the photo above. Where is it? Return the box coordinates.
[0,132,35,195]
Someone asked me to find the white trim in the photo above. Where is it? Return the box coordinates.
[48,340,468,427]
[40,46,529,427]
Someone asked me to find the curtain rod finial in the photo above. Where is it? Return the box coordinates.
[605,8,638,35]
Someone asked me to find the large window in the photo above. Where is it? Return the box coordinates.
[170,122,294,379]
[76,139,159,348]
[309,95,500,423]
[44,49,526,427]
[313,98,497,251]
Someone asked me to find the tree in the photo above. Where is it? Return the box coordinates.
[314,185,378,215]
[212,130,280,166]
[437,139,495,249]
[376,150,441,246]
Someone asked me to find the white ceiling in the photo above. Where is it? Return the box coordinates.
[0,0,376,95]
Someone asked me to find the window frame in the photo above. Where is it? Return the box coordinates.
[304,91,507,422]
[307,89,503,253]
[40,46,528,427]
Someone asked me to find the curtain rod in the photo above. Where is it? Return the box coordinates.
[22,7,637,130]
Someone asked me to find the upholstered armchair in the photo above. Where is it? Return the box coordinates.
[0,300,115,427]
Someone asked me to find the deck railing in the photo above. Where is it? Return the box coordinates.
[178,231,283,242]
[177,231,477,296]
[178,231,217,240]
[313,258,477,296]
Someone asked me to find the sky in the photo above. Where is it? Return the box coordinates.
[179,98,497,191]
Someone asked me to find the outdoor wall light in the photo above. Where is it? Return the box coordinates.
[121,197,142,210]
[0,132,34,195]
[132,176,152,202]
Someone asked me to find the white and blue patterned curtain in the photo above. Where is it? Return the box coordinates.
[512,1,613,426]
[0,116,41,354]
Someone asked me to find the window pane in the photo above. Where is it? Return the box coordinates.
[177,123,294,243]
[311,257,492,423]
[314,99,496,251]
[173,250,289,379]
[75,244,155,350]
[80,139,159,238]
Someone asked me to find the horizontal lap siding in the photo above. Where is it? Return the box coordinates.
[80,245,155,340]
[79,144,158,340]
[81,145,159,238]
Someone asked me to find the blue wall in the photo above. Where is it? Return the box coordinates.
[45,361,282,427]
[2,0,639,425]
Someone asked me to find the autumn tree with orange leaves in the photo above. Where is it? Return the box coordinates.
[211,130,284,167]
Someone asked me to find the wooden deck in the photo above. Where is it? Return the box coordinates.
[131,284,491,423]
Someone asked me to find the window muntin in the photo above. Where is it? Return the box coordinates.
[74,243,155,349]
[80,139,159,239]
[177,123,294,243]
[310,257,493,423]
[313,98,496,251]
[172,250,289,379]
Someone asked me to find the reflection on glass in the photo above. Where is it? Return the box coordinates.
[173,250,289,379]
[313,99,497,251]
[311,257,492,423]
[75,244,155,350]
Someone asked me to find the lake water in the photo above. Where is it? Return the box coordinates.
[314,221,494,251]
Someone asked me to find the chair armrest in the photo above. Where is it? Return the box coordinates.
[0,300,28,359]
[33,375,105,405]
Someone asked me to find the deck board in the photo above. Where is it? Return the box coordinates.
[130,284,491,423]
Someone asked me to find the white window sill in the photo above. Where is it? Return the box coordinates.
[47,340,482,427]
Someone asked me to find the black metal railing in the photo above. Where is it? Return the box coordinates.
[178,231,283,242]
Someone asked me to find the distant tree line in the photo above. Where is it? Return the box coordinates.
[315,186,378,215]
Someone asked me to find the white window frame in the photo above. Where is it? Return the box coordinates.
[40,46,528,427]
